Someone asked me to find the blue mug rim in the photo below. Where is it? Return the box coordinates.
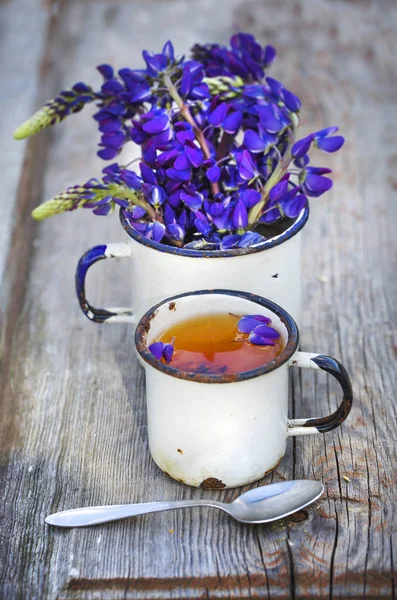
[134,289,299,384]
[120,205,309,258]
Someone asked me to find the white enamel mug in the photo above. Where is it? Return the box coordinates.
[135,290,353,489]
[75,207,309,326]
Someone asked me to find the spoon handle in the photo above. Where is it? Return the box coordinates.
[46,499,224,527]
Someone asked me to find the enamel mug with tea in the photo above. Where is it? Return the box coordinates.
[135,290,353,489]
[75,207,308,326]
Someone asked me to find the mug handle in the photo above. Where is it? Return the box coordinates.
[75,243,136,324]
[287,352,353,436]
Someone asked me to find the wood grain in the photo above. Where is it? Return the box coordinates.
[0,0,48,286]
[1,0,396,598]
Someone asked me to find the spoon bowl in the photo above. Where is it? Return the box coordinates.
[46,480,324,528]
[226,480,323,523]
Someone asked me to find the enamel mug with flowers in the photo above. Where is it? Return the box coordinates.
[14,34,344,325]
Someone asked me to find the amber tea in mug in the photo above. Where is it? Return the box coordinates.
[155,312,284,374]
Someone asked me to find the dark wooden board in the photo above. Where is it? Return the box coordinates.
[1,0,396,598]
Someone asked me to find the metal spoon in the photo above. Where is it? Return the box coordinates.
[45,480,324,527]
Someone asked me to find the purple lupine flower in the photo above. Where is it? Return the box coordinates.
[164,204,185,240]
[292,134,314,159]
[145,221,166,243]
[98,125,126,160]
[160,129,204,182]
[97,64,114,80]
[270,180,289,203]
[141,110,169,134]
[143,40,176,76]
[266,77,301,113]
[294,154,310,169]
[232,198,248,229]
[21,32,345,247]
[126,205,147,223]
[244,129,276,154]
[281,192,307,218]
[140,162,157,185]
[260,205,282,224]
[240,189,261,208]
[211,208,234,232]
[283,88,301,112]
[179,61,210,99]
[102,162,123,184]
[194,211,212,236]
[249,324,280,346]
[219,231,265,250]
[205,196,234,231]
[120,169,143,190]
[237,315,280,346]
[131,108,173,149]
[148,340,174,363]
[306,165,332,176]
[223,110,243,134]
[263,45,277,68]
[237,231,265,247]
[162,342,174,364]
[129,220,148,234]
[166,167,191,182]
[220,234,241,250]
[146,185,167,208]
[192,33,274,80]
[94,68,152,160]
[259,105,288,134]
[236,150,257,180]
[175,139,204,170]
[208,103,228,127]
[238,314,272,333]
[302,174,333,197]
[206,161,221,183]
[314,127,345,153]
[193,33,271,79]
[117,68,152,103]
[177,208,189,231]
[266,77,284,99]
[260,182,308,223]
[181,189,203,211]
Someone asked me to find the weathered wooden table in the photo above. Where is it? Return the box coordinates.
[1,0,396,597]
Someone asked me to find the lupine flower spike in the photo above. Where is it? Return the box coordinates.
[15,34,345,250]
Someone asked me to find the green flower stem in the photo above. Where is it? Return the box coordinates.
[109,184,158,220]
[164,76,220,196]
[248,113,300,227]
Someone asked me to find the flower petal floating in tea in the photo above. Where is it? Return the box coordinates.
[238,315,280,347]
[148,341,174,364]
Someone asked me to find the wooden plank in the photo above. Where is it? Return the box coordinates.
[0,0,58,467]
[0,0,49,285]
[0,0,396,598]
[239,0,397,598]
